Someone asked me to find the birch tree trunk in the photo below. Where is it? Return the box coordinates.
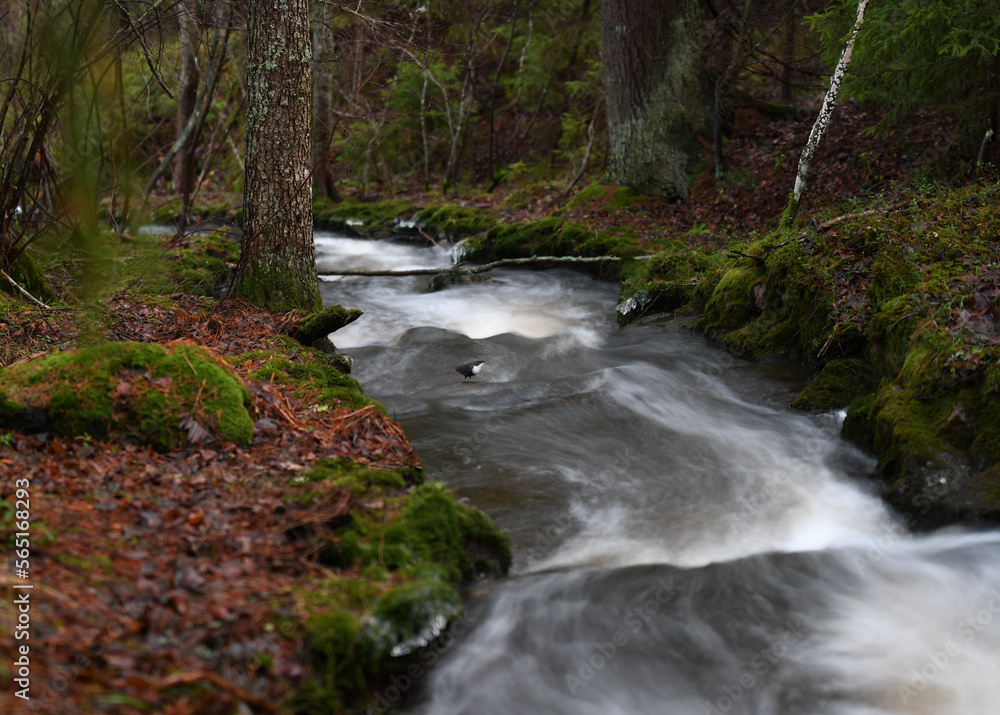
[781,0,869,228]
[237,0,320,311]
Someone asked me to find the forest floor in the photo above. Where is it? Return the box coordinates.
[0,296,434,714]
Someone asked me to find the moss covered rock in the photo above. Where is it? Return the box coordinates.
[696,240,839,361]
[0,341,252,448]
[844,373,1000,528]
[313,197,418,234]
[363,580,463,657]
[464,216,640,265]
[415,204,497,240]
[791,358,876,412]
[616,243,723,324]
[293,474,510,713]
[293,305,363,348]
[402,483,512,583]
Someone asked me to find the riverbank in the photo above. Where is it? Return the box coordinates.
[0,246,510,713]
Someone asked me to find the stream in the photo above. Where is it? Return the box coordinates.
[316,232,1000,715]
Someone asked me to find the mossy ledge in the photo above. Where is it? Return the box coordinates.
[313,197,419,235]
[461,215,642,266]
[0,340,253,449]
[312,197,500,242]
[293,478,510,713]
[0,327,512,712]
[232,336,376,411]
[290,304,363,356]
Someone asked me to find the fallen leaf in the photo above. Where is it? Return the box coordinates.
[179,414,213,444]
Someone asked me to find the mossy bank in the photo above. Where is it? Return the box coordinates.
[291,469,510,714]
[0,300,511,713]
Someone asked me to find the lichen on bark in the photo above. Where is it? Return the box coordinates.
[237,0,318,312]
[600,0,714,200]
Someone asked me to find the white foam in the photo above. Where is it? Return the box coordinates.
[797,533,1000,714]
[525,364,894,572]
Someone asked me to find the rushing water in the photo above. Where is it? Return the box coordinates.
[317,232,1000,715]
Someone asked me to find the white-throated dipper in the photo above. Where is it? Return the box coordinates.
[456,359,485,381]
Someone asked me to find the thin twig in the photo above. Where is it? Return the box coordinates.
[0,268,52,308]
[726,251,766,265]
[815,201,911,232]
[417,226,441,247]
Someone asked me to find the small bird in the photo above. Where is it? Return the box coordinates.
[456,359,485,381]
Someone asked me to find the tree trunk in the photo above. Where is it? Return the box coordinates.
[599,0,713,200]
[237,0,319,312]
[781,0,869,228]
[780,2,800,106]
[174,2,200,202]
[312,6,342,202]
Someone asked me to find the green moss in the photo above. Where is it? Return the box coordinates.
[0,341,252,448]
[400,485,466,583]
[313,198,418,233]
[302,609,367,712]
[697,265,763,335]
[415,204,498,239]
[330,531,365,570]
[236,260,322,312]
[303,457,420,493]
[403,483,511,583]
[564,182,609,209]
[456,500,513,577]
[235,344,378,412]
[149,198,183,224]
[130,230,242,298]
[465,216,640,266]
[899,339,948,394]
[872,385,946,479]
[842,392,878,451]
[866,296,918,375]
[618,245,725,324]
[295,480,509,713]
[294,305,363,346]
[364,580,462,656]
[868,248,921,306]
[606,186,647,211]
[55,552,114,573]
[692,237,837,361]
[791,359,877,412]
